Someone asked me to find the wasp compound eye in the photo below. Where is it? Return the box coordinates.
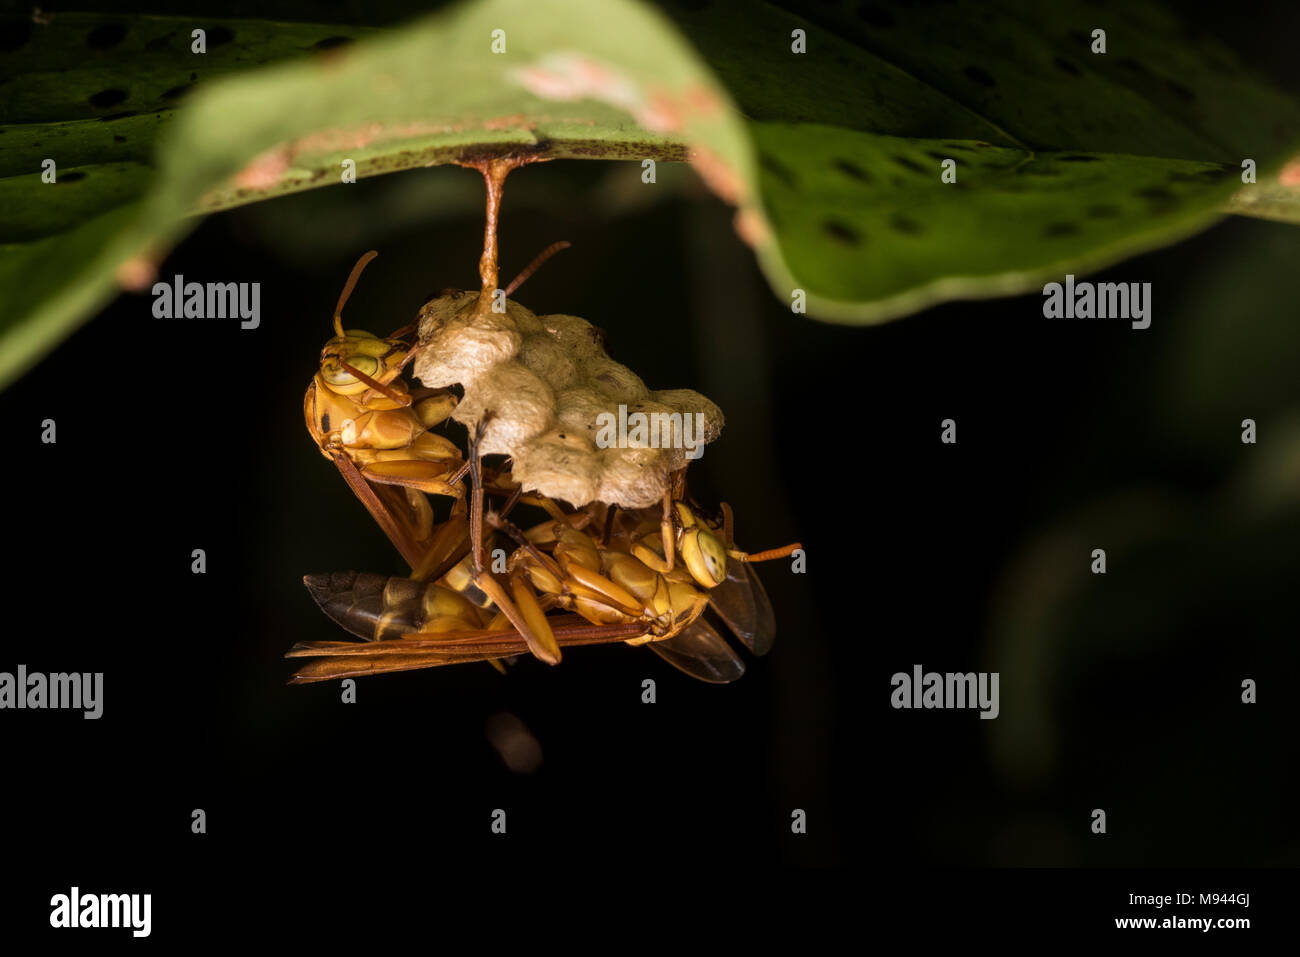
[321,354,379,393]
[683,527,728,589]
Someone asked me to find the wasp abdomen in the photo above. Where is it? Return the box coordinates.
[303,572,483,642]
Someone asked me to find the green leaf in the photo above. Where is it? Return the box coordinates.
[1221,154,1300,223]
[0,1,736,387]
[2,0,1299,387]
[675,0,1300,320]
[0,13,389,384]
[750,123,1241,318]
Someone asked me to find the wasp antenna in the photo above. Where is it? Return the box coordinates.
[334,250,380,337]
[730,542,803,563]
[337,359,408,405]
[503,241,571,298]
[720,502,735,548]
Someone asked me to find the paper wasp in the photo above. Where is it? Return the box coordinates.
[305,255,595,668]
[287,473,799,683]
[304,250,466,569]
[292,156,799,682]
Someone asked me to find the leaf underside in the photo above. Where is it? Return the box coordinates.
[1,0,1298,385]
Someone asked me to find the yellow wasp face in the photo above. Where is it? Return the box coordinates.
[318,330,407,398]
[674,503,728,588]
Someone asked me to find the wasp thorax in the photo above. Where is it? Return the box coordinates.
[411,292,724,509]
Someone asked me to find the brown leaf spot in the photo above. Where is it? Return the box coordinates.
[688,144,743,204]
[639,89,683,134]
[116,256,157,291]
[733,207,769,247]
[482,113,532,132]
[685,83,722,118]
[234,147,291,190]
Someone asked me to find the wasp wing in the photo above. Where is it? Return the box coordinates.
[289,651,509,682]
[330,452,428,570]
[708,560,776,656]
[286,616,646,683]
[646,618,745,684]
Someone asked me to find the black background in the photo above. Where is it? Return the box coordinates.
[2,0,1298,940]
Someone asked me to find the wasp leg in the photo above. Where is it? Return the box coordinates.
[509,567,561,663]
[464,414,562,665]
[409,389,459,428]
[496,516,646,620]
[560,564,646,616]
[632,545,673,574]
[660,487,675,573]
[409,509,471,583]
[358,460,462,498]
[481,472,569,522]
[401,489,435,545]
[625,490,679,575]
[473,556,560,665]
[670,468,688,500]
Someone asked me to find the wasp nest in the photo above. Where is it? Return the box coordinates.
[412,291,723,509]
